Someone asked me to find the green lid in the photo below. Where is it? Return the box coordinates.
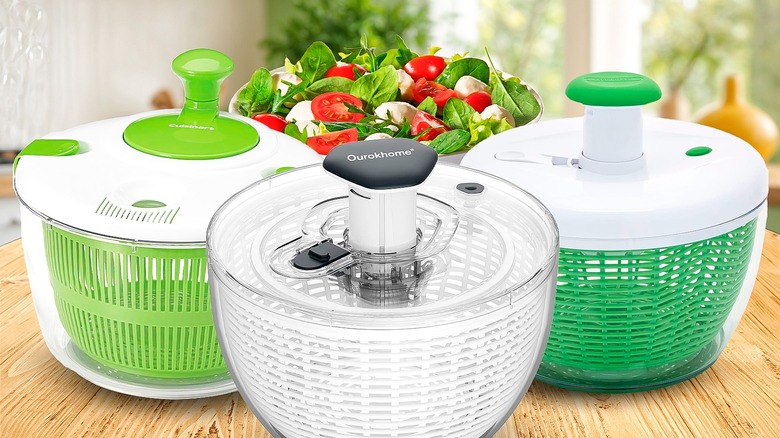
[124,49,258,160]
[566,72,661,107]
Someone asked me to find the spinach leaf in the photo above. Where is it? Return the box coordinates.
[236,68,274,116]
[350,65,398,112]
[417,97,438,116]
[442,98,476,130]
[235,87,256,116]
[484,50,541,126]
[429,129,470,154]
[435,58,489,89]
[298,41,336,85]
[489,73,541,126]
[284,122,308,143]
[305,77,354,99]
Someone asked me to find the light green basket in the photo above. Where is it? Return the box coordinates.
[538,219,757,391]
[42,224,226,379]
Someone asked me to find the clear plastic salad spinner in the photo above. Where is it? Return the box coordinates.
[208,139,560,438]
[13,49,321,399]
[461,72,768,392]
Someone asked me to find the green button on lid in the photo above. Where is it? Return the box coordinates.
[14,139,80,174]
[124,49,259,160]
[686,146,712,156]
[566,72,662,107]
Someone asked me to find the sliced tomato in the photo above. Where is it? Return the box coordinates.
[403,55,447,81]
[463,91,492,113]
[324,63,368,81]
[306,128,359,155]
[411,110,449,141]
[311,92,365,123]
[251,113,288,132]
[411,78,456,109]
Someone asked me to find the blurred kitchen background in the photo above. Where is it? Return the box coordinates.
[1,0,778,245]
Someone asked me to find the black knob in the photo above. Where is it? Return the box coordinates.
[323,139,438,190]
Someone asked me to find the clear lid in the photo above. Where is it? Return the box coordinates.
[207,143,559,329]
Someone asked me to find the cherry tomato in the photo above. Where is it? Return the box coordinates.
[306,128,359,155]
[403,55,447,81]
[411,110,449,141]
[251,113,288,132]
[463,91,493,113]
[324,63,368,81]
[411,78,456,109]
[311,92,365,123]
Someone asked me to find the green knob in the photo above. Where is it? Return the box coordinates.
[172,48,234,103]
[123,49,259,160]
[566,72,661,107]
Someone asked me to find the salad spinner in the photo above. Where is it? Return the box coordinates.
[461,72,768,392]
[13,49,321,398]
[208,139,559,438]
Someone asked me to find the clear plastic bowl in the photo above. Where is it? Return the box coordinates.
[207,164,559,438]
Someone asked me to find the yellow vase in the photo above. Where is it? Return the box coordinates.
[695,75,779,161]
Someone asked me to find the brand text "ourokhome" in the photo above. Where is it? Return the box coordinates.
[347,149,414,161]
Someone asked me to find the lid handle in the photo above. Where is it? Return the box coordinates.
[172,48,234,126]
[323,139,438,254]
[566,72,661,174]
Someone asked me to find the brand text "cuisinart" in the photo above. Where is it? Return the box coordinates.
[347,149,413,161]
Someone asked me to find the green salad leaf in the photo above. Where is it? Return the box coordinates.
[468,112,513,144]
[305,77,354,99]
[270,81,308,116]
[298,41,337,84]
[489,73,540,126]
[236,68,275,116]
[350,65,398,112]
[321,118,399,140]
[378,35,417,69]
[429,129,470,154]
[284,122,309,143]
[485,49,541,126]
[417,97,437,116]
[394,119,412,138]
[442,98,476,130]
[435,58,489,89]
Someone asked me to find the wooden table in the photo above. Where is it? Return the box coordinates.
[1,234,779,438]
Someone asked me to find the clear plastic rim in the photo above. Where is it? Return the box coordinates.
[206,163,560,326]
[18,195,205,248]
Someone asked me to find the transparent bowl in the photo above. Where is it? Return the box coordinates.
[19,208,235,399]
[208,163,559,438]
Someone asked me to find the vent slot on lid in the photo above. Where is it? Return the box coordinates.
[95,197,180,224]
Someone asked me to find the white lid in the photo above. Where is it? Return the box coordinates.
[461,116,768,248]
[15,110,321,243]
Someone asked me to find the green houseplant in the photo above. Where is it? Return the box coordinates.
[262,0,431,64]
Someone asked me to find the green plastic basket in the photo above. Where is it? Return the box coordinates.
[42,224,227,379]
[538,219,757,390]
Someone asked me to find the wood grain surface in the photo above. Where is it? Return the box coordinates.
[768,164,780,205]
[0,174,13,198]
[1,233,779,438]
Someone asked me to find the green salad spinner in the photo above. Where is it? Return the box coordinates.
[461,72,768,392]
[13,49,320,398]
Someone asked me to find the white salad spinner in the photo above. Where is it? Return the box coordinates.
[13,49,321,399]
[207,139,559,437]
[461,72,768,392]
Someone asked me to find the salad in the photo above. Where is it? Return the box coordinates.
[233,37,542,155]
